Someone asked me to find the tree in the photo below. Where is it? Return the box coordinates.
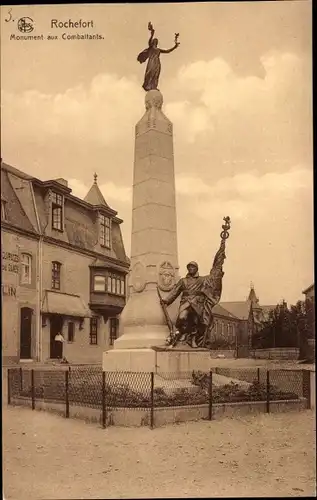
[289,299,315,360]
[252,299,314,358]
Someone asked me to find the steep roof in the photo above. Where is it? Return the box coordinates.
[1,164,38,233]
[84,174,110,208]
[248,285,258,303]
[218,301,252,320]
[1,161,33,180]
[213,303,239,319]
[303,283,314,294]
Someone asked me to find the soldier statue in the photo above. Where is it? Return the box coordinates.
[158,217,231,348]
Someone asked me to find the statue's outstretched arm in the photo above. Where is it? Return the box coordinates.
[163,279,183,306]
[160,43,179,54]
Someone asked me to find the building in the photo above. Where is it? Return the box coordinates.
[302,283,315,359]
[303,283,314,302]
[1,161,129,365]
[211,284,275,357]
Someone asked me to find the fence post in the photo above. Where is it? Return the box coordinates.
[7,369,11,405]
[19,366,23,393]
[257,367,260,384]
[150,372,154,429]
[266,370,270,414]
[31,369,35,410]
[65,369,69,418]
[302,369,311,410]
[102,371,106,429]
[208,370,213,420]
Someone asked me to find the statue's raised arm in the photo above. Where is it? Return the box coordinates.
[210,216,231,275]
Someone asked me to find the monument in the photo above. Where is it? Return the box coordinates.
[103,23,231,373]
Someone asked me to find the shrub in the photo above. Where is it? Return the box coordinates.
[17,370,299,408]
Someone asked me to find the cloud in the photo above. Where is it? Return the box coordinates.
[1,73,144,146]
[167,51,311,143]
[68,167,313,307]
[69,178,132,204]
[175,166,313,304]
[1,49,312,306]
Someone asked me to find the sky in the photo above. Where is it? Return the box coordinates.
[1,1,313,306]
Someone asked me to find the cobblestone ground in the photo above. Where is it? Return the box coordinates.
[3,406,316,499]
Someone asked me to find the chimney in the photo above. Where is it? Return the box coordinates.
[54,178,68,187]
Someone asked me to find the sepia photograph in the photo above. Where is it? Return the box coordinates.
[1,1,315,498]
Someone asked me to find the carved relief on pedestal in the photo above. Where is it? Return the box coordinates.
[158,261,175,291]
[146,118,156,130]
[131,261,146,293]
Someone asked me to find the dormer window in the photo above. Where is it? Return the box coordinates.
[51,192,63,231]
[100,215,111,248]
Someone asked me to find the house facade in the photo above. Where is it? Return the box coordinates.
[303,283,314,302]
[212,300,254,357]
[211,285,275,357]
[1,161,129,365]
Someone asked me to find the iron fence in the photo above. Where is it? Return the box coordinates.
[7,366,312,428]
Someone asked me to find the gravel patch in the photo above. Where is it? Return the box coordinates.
[3,405,316,499]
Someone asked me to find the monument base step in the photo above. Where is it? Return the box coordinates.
[103,347,220,377]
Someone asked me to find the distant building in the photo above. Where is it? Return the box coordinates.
[212,284,276,356]
[302,283,314,302]
[302,283,315,357]
[1,161,129,365]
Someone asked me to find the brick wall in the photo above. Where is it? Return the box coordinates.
[253,348,299,360]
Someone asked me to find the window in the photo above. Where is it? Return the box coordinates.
[1,200,7,220]
[108,273,125,296]
[110,317,119,346]
[93,275,106,292]
[21,253,32,285]
[51,192,63,231]
[52,261,61,290]
[68,322,75,342]
[100,215,111,248]
[90,317,98,345]
[111,276,116,294]
[92,272,125,296]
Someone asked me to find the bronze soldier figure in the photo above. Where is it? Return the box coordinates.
[161,217,231,348]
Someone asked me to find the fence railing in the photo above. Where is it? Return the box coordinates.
[7,366,312,428]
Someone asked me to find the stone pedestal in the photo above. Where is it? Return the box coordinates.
[154,347,213,376]
[103,90,180,371]
[103,346,213,376]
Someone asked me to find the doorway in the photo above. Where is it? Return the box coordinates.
[20,307,33,359]
[50,315,64,359]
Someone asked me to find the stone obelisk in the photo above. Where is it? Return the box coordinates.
[103,90,179,370]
